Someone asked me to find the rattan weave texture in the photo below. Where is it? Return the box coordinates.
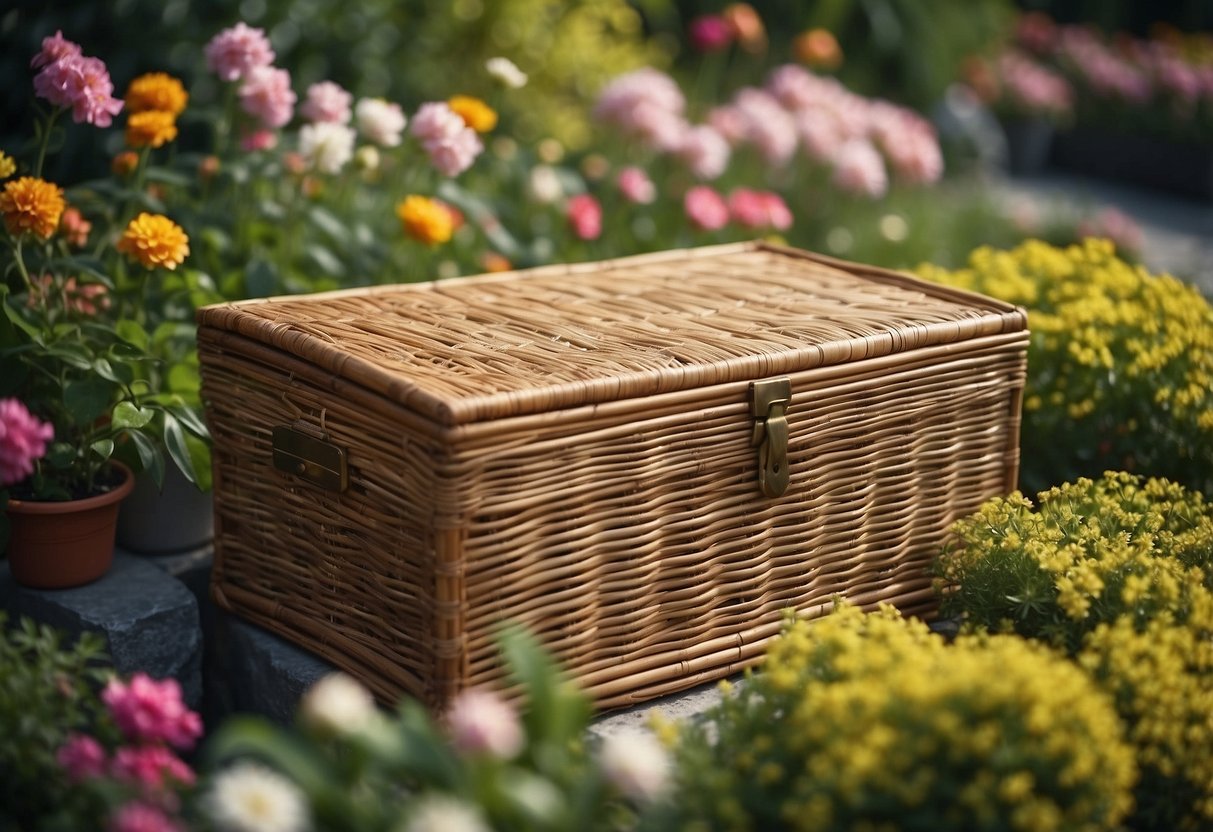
[198,241,1028,709]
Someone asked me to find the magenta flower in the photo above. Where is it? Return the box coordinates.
[102,673,203,750]
[689,15,734,53]
[684,185,729,231]
[239,128,279,152]
[109,801,185,832]
[238,66,296,129]
[566,193,603,241]
[677,124,730,180]
[33,54,124,127]
[832,138,888,199]
[446,688,524,759]
[111,745,196,790]
[31,30,81,70]
[204,22,275,82]
[300,80,352,124]
[57,733,107,783]
[0,398,53,488]
[728,188,793,231]
[616,166,656,204]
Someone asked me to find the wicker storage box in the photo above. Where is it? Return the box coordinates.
[197,241,1028,710]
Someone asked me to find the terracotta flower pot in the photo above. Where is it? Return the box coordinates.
[5,462,134,589]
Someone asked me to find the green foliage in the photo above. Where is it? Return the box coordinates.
[649,602,1136,832]
[0,613,114,830]
[918,238,1213,495]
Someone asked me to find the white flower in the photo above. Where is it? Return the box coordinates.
[446,688,523,759]
[298,122,355,174]
[206,762,309,832]
[485,57,527,89]
[598,731,670,802]
[299,672,378,736]
[354,98,407,147]
[402,795,491,832]
[527,164,563,204]
[354,145,381,173]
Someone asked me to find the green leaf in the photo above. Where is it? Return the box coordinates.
[244,259,279,299]
[63,377,114,424]
[115,319,150,351]
[93,357,133,384]
[184,431,212,491]
[144,166,192,187]
[307,206,350,244]
[128,428,164,487]
[90,438,115,461]
[111,401,154,430]
[205,717,335,796]
[305,244,343,277]
[162,411,197,485]
[168,402,208,438]
[2,298,42,342]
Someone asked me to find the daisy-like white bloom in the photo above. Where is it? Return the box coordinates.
[298,122,356,174]
[299,672,378,736]
[354,98,407,147]
[205,762,309,832]
[401,795,492,832]
[598,731,671,802]
[485,57,527,89]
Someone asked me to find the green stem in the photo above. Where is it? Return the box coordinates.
[33,108,62,179]
[12,239,33,290]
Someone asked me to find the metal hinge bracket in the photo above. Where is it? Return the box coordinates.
[749,377,791,498]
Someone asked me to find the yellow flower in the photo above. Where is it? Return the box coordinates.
[396,195,454,245]
[117,212,189,270]
[0,151,15,179]
[0,176,65,240]
[448,95,498,133]
[125,110,179,149]
[124,72,189,116]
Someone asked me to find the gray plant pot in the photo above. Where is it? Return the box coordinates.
[116,464,214,554]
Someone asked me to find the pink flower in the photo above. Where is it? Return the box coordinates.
[0,398,54,488]
[766,64,836,112]
[102,674,203,750]
[616,166,656,204]
[34,55,124,127]
[300,81,352,124]
[706,105,749,146]
[868,104,943,185]
[795,110,844,163]
[732,88,797,168]
[446,688,524,759]
[240,128,278,152]
[31,30,81,70]
[832,139,888,199]
[238,66,295,129]
[57,733,107,782]
[677,125,730,180]
[727,188,792,230]
[411,101,466,142]
[594,68,686,149]
[566,193,603,241]
[111,746,196,791]
[1077,207,1144,254]
[411,103,483,176]
[689,15,734,52]
[109,802,184,832]
[205,22,275,82]
[684,185,729,231]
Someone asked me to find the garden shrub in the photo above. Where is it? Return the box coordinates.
[937,471,1213,652]
[648,602,1135,832]
[917,238,1213,495]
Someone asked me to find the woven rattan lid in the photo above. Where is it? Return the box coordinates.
[198,241,1026,425]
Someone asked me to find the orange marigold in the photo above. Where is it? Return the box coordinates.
[0,176,65,240]
[117,213,190,270]
[794,28,843,70]
[448,95,498,133]
[112,151,140,177]
[126,110,179,149]
[396,195,454,245]
[124,72,189,116]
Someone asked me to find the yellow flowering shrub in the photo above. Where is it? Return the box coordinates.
[1078,590,1213,831]
[917,238,1213,495]
[650,603,1135,832]
[938,471,1213,652]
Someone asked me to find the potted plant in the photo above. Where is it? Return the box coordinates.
[0,32,210,587]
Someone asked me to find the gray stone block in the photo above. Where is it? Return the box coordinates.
[0,552,202,706]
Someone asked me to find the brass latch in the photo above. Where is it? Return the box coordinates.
[749,377,791,498]
[272,422,348,492]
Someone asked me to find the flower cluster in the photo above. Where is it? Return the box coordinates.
[31,30,124,127]
[917,238,1213,495]
[56,672,202,832]
[651,602,1135,832]
[963,48,1075,122]
[0,399,54,488]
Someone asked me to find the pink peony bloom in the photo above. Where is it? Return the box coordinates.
[410,101,466,143]
[34,55,124,127]
[300,81,352,124]
[204,22,275,82]
[111,745,196,791]
[684,185,729,231]
[566,193,603,241]
[31,30,81,70]
[795,109,845,163]
[832,138,888,199]
[766,64,838,112]
[411,103,483,176]
[677,124,731,180]
[109,801,185,832]
[732,87,798,168]
[0,398,54,488]
[446,688,524,759]
[706,105,749,146]
[239,128,278,152]
[594,68,686,147]
[238,66,295,129]
[868,104,943,185]
[727,188,793,230]
[57,733,107,782]
[616,166,656,204]
[689,15,734,52]
[355,98,407,147]
[102,674,203,750]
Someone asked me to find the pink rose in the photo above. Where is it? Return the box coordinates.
[57,733,107,782]
[727,188,792,231]
[446,688,524,759]
[0,398,54,488]
[238,66,295,129]
[102,674,203,750]
[205,22,275,82]
[684,185,729,231]
[300,81,352,124]
[616,166,656,204]
[567,193,603,241]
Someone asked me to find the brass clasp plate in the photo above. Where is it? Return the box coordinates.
[749,377,791,498]
[272,423,348,492]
